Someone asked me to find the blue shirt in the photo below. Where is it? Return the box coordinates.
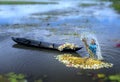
[89,44,97,55]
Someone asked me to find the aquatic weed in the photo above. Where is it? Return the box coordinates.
[0,1,58,5]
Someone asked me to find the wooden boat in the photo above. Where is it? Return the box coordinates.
[12,37,83,52]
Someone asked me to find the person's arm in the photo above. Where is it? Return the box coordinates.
[82,38,88,47]
[82,38,94,58]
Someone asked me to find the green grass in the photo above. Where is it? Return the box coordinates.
[0,1,58,5]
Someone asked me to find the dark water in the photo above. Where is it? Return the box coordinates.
[0,0,120,82]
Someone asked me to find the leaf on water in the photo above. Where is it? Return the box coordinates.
[17,74,25,79]
[9,78,18,82]
[5,72,26,82]
[97,74,106,78]
[6,72,15,77]
[108,74,120,81]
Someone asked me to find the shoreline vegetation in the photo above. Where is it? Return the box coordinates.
[0,0,119,13]
[102,0,120,13]
[110,0,120,13]
[0,1,58,5]
[79,3,98,7]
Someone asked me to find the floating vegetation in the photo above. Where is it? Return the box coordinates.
[32,9,71,16]
[12,24,40,28]
[58,43,78,51]
[0,24,40,28]
[0,72,26,82]
[55,54,113,69]
[111,1,120,13]
[102,0,120,13]
[108,74,120,82]
[63,32,80,37]
[79,3,98,7]
[0,72,46,82]
[92,73,120,82]
[46,28,57,33]
[0,1,58,5]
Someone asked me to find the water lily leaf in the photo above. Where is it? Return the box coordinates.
[10,74,18,79]
[97,74,105,78]
[9,78,18,82]
[17,74,25,79]
[6,72,15,77]
[109,74,120,81]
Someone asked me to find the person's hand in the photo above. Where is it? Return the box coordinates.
[82,38,87,42]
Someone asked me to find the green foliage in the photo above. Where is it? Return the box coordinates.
[6,72,26,82]
[0,72,120,82]
[63,32,80,37]
[102,0,120,13]
[6,72,25,79]
[79,3,97,7]
[111,2,120,13]
[0,72,46,82]
[94,73,120,82]
[109,74,120,82]
[0,1,57,5]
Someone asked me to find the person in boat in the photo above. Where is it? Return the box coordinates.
[82,38,97,58]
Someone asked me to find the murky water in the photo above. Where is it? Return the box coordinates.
[0,0,120,82]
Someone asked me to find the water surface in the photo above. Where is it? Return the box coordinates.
[0,0,120,82]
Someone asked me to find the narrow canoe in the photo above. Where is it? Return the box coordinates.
[12,37,83,52]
